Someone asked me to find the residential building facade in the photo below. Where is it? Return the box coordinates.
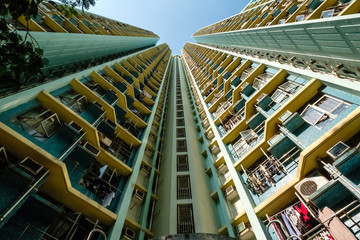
[1,0,360,239]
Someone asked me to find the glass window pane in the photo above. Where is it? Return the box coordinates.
[315,96,341,112]
[332,103,349,115]
[302,106,324,125]
[315,114,332,128]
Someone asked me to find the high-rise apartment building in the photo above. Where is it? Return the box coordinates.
[1,0,360,239]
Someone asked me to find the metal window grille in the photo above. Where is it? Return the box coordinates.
[177,111,184,118]
[177,139,187,152]
[176,128,186,138]
[177,175,192,199]
[177,204,195,234]
[176,118,185,126]
[177,155,189,171]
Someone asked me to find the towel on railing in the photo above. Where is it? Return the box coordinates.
[318,206,356,240]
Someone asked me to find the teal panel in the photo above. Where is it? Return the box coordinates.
[18,31,159,69]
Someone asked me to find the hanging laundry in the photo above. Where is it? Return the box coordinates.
[269,216,287,240]
[102,192,115,207]
[318,207,356,240]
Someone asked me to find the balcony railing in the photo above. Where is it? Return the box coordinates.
[245,147,300,196]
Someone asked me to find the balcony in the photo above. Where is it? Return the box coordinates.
[118,117,143,139]
[242,146,300,205]
[64,146,121,210]
[0,147,49,227]
[217,164,231,185]
[127,189,146,222]
[224,186,245,219]
[220,107,245,135]
[208,90,224,107]
[214,101,232,118]
[137,165,150,187]
[257,80,302,116]
[281,94,351,148]
[58,91,104,125]
[12,106,84,159]
[252,72,274,90]
[229,127,264,161]
[240,67,256,81]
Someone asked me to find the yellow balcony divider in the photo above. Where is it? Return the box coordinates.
[233,79,322,170]
[244,69,287,119]
[297,106,360,178]
[233,62,264,104]
[254,177,299,219]
[43,15,67,33]
[0,123,117,225]
[285,0,313,23]
[63,19,83,33]
[104,66,135,98]
[115,62,140,90]
[18,16,45,32]
[339,0,360,15]
[70,79,117,123]
[37,91,132,175]
[307,0,338,20]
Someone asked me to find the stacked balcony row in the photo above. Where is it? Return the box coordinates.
[182,43,360,240]
[0,45,171,240]
[11,1,157,37]
[121,55,172,240]
[193,0,360,36]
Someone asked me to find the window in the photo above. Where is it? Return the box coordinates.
[176,128,186,138]
[177,155,189,171]
[177,175,192,199]
[296,15,304,22]
[177,99,182,105]
[270,81,301,105]
[301,95,349,128]
[177,105,183,110]
[321,9,334,18]
[177,111,184,118]
[59,91,88,113]
[177,204,195,234]
[177,139,187,152]
[14,106,61,141]
[252,72,274,90]
[176,118,185,126]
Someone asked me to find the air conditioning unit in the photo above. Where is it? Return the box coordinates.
[122,227,135,240]
[69,121,83,134]
[217,163,228,174]
[239,227,255,240]
[140,164,150,175]
[145,148,154,157]
[279,110,293,123]
[236,222,246,234]
[211,144,221,155]
[83,142,100,157]
[326,141,350,160]
[206,130,215,140]
[100,136,112,148]
[202,119,210,128]
[294,175,329,202]
[225,185,237,201]
[133,189,144,203]
[19,157,43,176]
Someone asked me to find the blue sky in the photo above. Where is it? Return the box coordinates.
[89,0,248,55]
